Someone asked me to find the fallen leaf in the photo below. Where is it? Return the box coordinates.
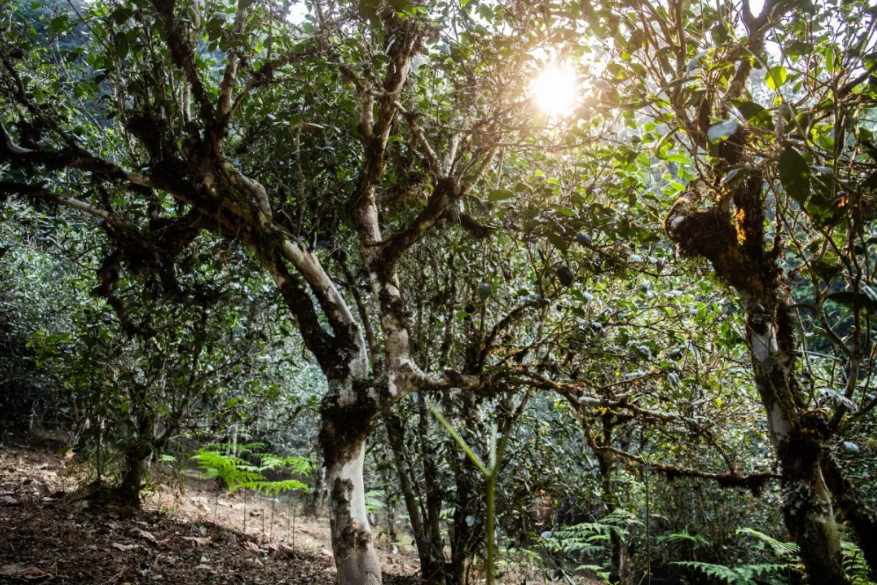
[0,565,50,580]
[111,543,139,552]
[0,496,20,506]
[182,536,211,546]
[134,529,158,544]
[240,541,263,553]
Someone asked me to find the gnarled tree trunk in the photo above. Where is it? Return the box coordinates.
[666,175,849,583]
[321,387,382,585]
[822,451,877,578]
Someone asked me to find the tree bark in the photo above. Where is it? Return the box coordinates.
[418,395,447,584]
[118,453,146,508]
[321,386,382,585]
[665,181,850,584]
[385,413,445,585]
[595,416,632,585]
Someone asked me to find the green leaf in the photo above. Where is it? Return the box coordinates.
[546,232,569,252]
[810,260,840,283]
[827,291,877,312]
[731,100,773,129]
[766,66,787,91]
[556,265,575,287]
[778,147,810,204]
[359,0,380,21]
[707,120,739,143]
[487,188,515,202]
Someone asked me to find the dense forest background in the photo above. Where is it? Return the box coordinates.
[1,0,876,583]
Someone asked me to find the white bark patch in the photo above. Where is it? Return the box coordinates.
[668,215,685,232]
[330,379,357,407]
[768,402,791,445]
[387,370,398,397]
[750,327,778,364]
[329,445,370,532]
[348,350,369,381]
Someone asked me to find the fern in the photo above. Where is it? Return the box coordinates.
[657,530,711,549]
[365,489,386,514]
[541,521,618,556]
[674,561,788,585]
[682,528,877,585]
[736,527,800,562]
[239,479,309,496]
[256,453,314,474]
[842,541,877,585]
[191,449,266,491]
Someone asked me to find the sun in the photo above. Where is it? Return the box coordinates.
[532,64,577,116]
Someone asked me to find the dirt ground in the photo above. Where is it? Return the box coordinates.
[0,435,419,584]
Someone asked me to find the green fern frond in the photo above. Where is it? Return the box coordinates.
[239,479,310,496]
[736,527,799,560]
[673,561,786,585]
[191,449,266,491]
[842,541,877,585]
[657,530,711,549]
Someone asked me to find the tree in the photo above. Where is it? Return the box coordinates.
[4,0,876,581]
[0,0,569,579]
[528,0,877,579]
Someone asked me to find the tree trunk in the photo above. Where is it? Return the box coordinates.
[449,455,479,585]
[595,416,632,585]
[448,394,482,585]
[118,453,145,508]
[386,413,445,585]
[418,396,447,585]
[321,391,381,585]
[666,179,851,584]
[777,438,846,584]
[306,446,326,516]
[746,305,849,585]
[325,440,381,585]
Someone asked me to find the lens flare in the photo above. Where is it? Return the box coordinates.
[532,65,577,116]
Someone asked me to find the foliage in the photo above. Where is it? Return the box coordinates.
[1,0,877,580]
[673,561,790,585]
[192,448,312,497]
[191,450,264,492]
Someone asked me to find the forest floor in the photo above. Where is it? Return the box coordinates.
[0,433,420,584]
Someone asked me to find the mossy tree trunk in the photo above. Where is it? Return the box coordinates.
[666,173,849,583]
[822,451,877,578]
